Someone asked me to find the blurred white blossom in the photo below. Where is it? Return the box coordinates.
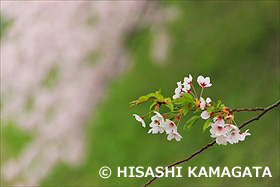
[1,1,178,185]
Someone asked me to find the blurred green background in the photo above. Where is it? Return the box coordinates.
[2,1,279,186]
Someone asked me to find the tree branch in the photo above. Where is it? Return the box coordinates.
[191,107,265,112]
[142,100,280,187]
[238,100,280,129]
[230,107,265,112]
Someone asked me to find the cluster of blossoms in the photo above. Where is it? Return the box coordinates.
[133,112,182,141]
[173,74,212,100]
[131,74,251,144]
[208,116,251,145]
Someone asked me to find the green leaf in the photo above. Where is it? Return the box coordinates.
[210,101,216,107]
[156,90,161,95]
[133,90,165,105]
[129,100,137,107]
[216,100,222,110]
[155,90,164,101]
[206,106,215,114]
[165,102,174,111]
[163,113,176,120]
[184,116,200,130]
[187,101,195,110]
[182,93,195,102]
[146,93,158,100]
[203,117,213,132]
[136,96,148,104]
[193,107,202,113]
[183,105,188,115]
[173,97,186,103]
[182,102,194,115]
[150,101,157,110]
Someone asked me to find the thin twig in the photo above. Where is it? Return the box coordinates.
[230,107,265,112]
[190,107,265,112]
[142,100,280,187]
[238,100,280,129]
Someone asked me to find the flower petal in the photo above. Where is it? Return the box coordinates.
[167,133,174,141]
[206,97,211,103]
[200,97,206,110]
[216,136,227,145]
[205,83,212,87]
[205,77,210,84]
[201,111,210,119]
[197,75,204,84]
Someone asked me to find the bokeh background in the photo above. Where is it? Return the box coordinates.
[1,1,279,186]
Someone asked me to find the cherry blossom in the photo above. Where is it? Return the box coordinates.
[184,74,193,85]
[206,97,211,103]
[150,111,164,124]
[226,128,241,144]
[148,123,166,134]
[182,82,191,93]
[210,121,227,137]
[197,75,212,88]
[200,97,206,110]
[172,81,182,99]
[148,111,166,134]
[224,124,238,132]
[215,135,227,145]
[200,97,212,110]
[239,129,251,141]
[212,116,225,127]
[164,119,177,134]
[210,123,251,145]
[167,131,182,141]
[133,114,146,128]
[173,80,192,99]
[201,110,210,119]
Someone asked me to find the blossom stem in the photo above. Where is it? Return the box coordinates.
[176,113,182,127]
[199,86,204,99]
[191,84,198,99]
[232,119,238,126]
[163,111,180,116]
[143,110,154,117]
[190,91,196,98]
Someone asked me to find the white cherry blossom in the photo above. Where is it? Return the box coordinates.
[201,110,210,119]
[164,119,177,134]
[210,121,227,137]
[213,116,225,126]
[215,135,227,145]
[172,81,182,99]
[148,111,165,134]
[239,129,251,141]
[184,74,193,85]
[200,97,212,119]
[206,97,211,103]
[167,131,182,141]
[224,124,238,132]
[210,122,251,145]
[200,97,212,110]
[149,111,164,126]
[197,75,212,88]
[148,123,166,134]
[226,128,241,144]
[133,114,146,128]
[182,82,191,93]
[200,97,206,110]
